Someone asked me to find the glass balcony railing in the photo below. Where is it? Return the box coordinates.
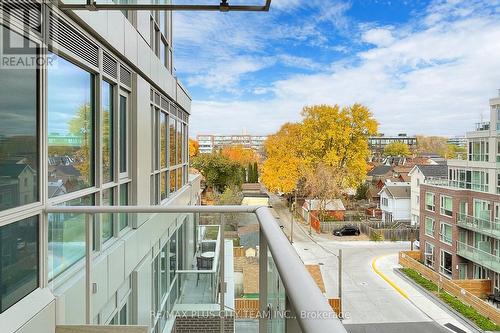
[456,241,500,273]
[45,205,345,333]
[457,213,500,238]
[426,179,489,193]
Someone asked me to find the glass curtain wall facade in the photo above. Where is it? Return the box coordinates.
[150,89,189,205]
[0,5,191,330]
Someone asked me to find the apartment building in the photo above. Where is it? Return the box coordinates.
[0,2,340,333]
[197,134,267,154]
[368,133,417,156]
[419,92,500,292]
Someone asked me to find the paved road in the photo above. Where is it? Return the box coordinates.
[268,193,469,333]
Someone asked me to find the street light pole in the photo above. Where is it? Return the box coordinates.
[338,249,343,317]
[290,189,297,244]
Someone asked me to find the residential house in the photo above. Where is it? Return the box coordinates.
[409,164,448,226]
[302,199,346,224]
[379,181,411,223]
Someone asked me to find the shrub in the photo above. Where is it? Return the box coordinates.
[370,231,382,241]
[401,268,500,331]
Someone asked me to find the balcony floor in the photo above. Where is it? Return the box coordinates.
[179,273,215,304]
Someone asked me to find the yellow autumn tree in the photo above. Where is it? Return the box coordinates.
[262,104,377,196]
[189,138,200,158]
[300,104,378,189]
[221,145,258,165]
[383,141,411,157]
[261,123,303,194]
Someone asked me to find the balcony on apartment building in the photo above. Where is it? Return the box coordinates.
[475,121,491,131]
[457,241,500,273]
[457,213,500,239]
[426,179,489,193]
[46,205,345,333]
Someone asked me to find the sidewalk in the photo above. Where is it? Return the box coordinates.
[374,254,478,333]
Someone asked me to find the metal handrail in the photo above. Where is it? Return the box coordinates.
[45,204,346,333]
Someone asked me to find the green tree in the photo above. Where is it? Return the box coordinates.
[191,153,244,192]
[67,104,93,183]
[383,142,411,157]
[253,161,259,182]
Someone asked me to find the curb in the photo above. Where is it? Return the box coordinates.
[394,268,485,333]
[372,256,409,299]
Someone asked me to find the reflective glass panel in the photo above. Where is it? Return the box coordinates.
[102,81,113,183]
[0,26,39,211]
[0,216,38,313]
[48,54,94,197]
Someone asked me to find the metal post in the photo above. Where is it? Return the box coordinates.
[338,249,342,318]
[219,214,225,333]
[259,229,268,332]
[290,204,294,244]
[85,214,94,324]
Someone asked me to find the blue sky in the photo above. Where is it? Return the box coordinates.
[173,0,500,137]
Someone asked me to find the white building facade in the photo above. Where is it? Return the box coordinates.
[0,3,196,333]
[379,182,411,223]
[197,134,267,154]
[409,165,448,226]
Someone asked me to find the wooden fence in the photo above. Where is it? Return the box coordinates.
[399,251,499,324]
[317,220,418,241]
[235,299,260,318]
[328,298,342,316]
[235,298,342,319]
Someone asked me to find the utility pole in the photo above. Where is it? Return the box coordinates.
[290,189,297,244]
[338,249,343,317]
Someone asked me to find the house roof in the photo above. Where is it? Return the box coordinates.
[55,165,80,176]
[303,199,345,211]
[367,165,392,176]
[379,184,411,199]
[410,164,448,178]
[0,163,30,178]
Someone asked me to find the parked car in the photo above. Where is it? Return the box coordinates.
[333,225,360,236]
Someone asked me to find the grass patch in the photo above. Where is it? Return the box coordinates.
[401,268,500,331]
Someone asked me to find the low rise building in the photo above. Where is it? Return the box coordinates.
[379,181,411,223]
[409,164,448,226]
[197,134,268,154]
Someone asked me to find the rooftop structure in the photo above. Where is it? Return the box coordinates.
[197,134,268,154]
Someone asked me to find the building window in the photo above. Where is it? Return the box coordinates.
[169,115,176,166]
[425,217,435,237]
[48,194,94,279]
[102,81,114,183]
[160,112,167,169]
[169,168,176,194]
[425,192,435,211]
[381,197,388,206]
[473,264,489,279]
[440,222,452,245]
[119,183,129,230]
[440,195,453,217]
[101,188,114,243]
[440,250,452,278]
[0,216,39,313]
[160,171,167,200]
[424,242,434,268]
[119,94,128,174]
[48,53,94,198]
[0,27,39,212]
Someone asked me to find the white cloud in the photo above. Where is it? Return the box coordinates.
[187,1,500,137]
[361,28,395,47]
